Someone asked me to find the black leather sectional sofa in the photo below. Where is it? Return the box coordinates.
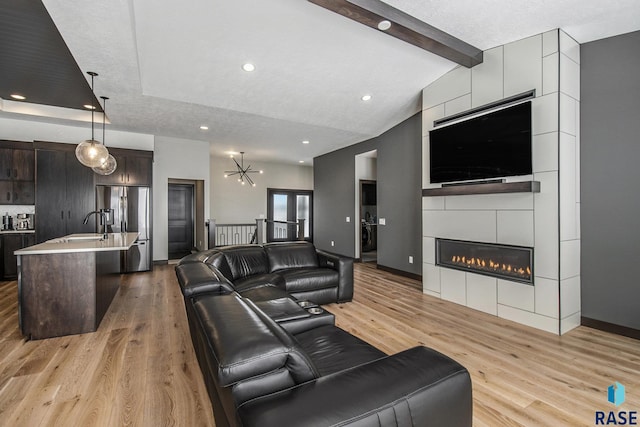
[175,241,473,427]
[177,241,353,305]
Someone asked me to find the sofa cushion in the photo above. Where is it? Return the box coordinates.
[233,273,286,293]
[192,293,318,387]
[219,245,269,281]
[204,251,234,281]
[236,346,473,427]
[177,249,219,265]
[293,325,386,376]
[238,285,291,302]
[175,262,234,297]
[265,241,319,272]
[278,268,339,293]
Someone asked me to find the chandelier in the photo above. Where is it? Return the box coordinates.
[224,152,263,187]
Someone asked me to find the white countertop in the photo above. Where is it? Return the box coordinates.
[15,233,139,255]
[0,229,35,234]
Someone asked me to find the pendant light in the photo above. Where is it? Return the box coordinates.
[75,71,109,168]
[92,96,118,175]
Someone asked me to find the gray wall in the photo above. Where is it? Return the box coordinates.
[581,30,640,330]
[314,113,422,276]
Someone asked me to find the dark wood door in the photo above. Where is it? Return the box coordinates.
[36,150,67,243]
[64,152,95,234]
[167,184,194,259]
[266,189,313,242]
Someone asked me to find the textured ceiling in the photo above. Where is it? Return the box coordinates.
[2,0,639,164]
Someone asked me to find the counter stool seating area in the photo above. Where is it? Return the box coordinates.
[174,241,473,427]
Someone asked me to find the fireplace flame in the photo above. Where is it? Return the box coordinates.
[448,254,531,280]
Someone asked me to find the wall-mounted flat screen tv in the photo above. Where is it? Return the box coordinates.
[429,101,532,184]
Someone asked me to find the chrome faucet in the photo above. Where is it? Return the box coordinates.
[83,210,109,239]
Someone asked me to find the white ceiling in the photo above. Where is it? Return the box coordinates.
[18,0,640,164]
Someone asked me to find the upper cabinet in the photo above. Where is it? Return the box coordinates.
[0,142,35,204]
[94,148,152,186]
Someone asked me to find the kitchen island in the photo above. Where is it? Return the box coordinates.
[15,232,138,340]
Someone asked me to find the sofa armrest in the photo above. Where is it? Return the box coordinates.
[237,346,472,427]
[316,249,354,302]
[175,262,235,298]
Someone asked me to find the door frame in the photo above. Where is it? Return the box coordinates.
[167,182,194,259]
[266,188,313,243]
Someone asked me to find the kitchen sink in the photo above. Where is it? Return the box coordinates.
[66,235,105,241]
[48,234,106,244]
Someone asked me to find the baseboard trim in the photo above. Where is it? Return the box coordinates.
[154,260,169,266]
[376,264,422,281]
[581,317,640,340]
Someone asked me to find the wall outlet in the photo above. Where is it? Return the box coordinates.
[409,256,414,264]
[331,240,335,247]
[379,218,386,225]
[346,216,350,223]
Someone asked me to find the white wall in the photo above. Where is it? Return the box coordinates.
[210,155,313,224]
[422,30,581,335]
[153,136,210,261]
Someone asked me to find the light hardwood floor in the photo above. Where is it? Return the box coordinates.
[0,263,638,426]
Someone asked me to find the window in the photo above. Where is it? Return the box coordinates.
[267,188,313,242]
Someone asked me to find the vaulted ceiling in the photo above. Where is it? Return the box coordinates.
[1,0,639,164]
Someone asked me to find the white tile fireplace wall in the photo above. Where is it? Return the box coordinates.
[421,30,581,335]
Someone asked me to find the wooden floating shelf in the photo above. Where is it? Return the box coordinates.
[422,181,540,197]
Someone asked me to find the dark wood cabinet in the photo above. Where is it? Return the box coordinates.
[12,149,35,180]
[124,155,152,185]
[35,148,95,243]
[0,181,12,204]
[0,147,35,204]
[2,233,35,280]
[94,150,152,186]
[0,149,13,180]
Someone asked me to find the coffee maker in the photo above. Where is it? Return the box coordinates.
[15,213,34,230]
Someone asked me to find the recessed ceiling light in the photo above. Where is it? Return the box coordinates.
[242,63,255,72]
[10,94,26,100]
[377,20,391,31]
[299,160,305,164]
[361,94,372,101]
[302,140,310,144]
[83,104,96,110]
[200,125,209,130]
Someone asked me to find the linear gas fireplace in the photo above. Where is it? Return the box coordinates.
[436,239,534,285]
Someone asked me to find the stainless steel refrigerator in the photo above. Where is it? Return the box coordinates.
[96,185,151,272]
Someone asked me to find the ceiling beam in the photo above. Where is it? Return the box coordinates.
[308,0,483,68]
